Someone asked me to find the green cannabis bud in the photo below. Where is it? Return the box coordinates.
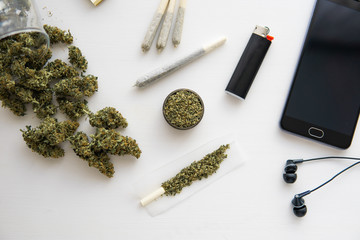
[43,25,74,45]
[57,97,89,121]
[69,132,115,178]
[26,44,53,70]
[19,69,52,91]
[0,90,26,116]
[0,73,15,91]
[68,46,88,71]
[14,86,36,104]
[90,128,142,159]
[0,32,52,116]
[21,117,79,158]
[32,102,57,119]
[0,73,26,116]
[161,144,230,196]
[54,75,98,99]
[31,89,57,119]
[0,26,142,178]
[89,107,128,129]
[69,128,142,178]
[45,59,79,80]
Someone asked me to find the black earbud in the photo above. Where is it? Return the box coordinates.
[283,157,360,184]
[283,159,302,183]
[291,191,309,217]
[285,157,360,217]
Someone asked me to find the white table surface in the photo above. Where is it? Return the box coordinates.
[1,0,360,239]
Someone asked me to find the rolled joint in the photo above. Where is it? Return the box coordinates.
[179,0,187,8]
[157,0,170,14]
[203,37,227,53]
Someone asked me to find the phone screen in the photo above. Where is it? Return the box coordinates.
[281,0,360,148]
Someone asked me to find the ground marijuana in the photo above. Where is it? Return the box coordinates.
[0,25,141,177]
[161,144,230,196]
[163,89,204,129]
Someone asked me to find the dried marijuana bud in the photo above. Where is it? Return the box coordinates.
[54,75,98,99]
[90,128,142,159]
[43,25,73,45]
[21,117,79,158]
[31,89,57,119]
[45,59,79,80]
[0,32,53,116]
[69,128,142,178]
[89,107,128,129]
[161,144,230,196]
[0,26,142,178]
[19,69,52,91]
[69,132,115,178]
[25,44,52,70]
[0,73,15,90]
[0,73,27,116]
[32,102,57,119]
[163,89,204,130]
[0,90,26,116]
[13,86,35,104]
[57,97,89,121]
[68,46,88,71]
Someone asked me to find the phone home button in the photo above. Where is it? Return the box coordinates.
[308,127,324,139]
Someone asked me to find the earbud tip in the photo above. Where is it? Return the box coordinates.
[283,173,297,183]
[293,205,307,217]
[284,164,297,173]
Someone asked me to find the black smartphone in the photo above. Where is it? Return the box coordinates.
[281,0,360,149]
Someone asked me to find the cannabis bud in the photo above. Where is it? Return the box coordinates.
[69,132,115,178]
[69,128,142,178]
[0,25,142,178]
[68,46,88,72]
[32,89,57,119]
[19,69,52,91]
[54,75,98,99]
[45,59,79,80]
[0,73,26,116]
[21,117,79,158]
[57,97,89,121]
[89,107,128,129]
[43,25,74,45]
[0,32,52,116]
[90,128,142,159]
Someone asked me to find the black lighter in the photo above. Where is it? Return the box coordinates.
[225,25,273,100]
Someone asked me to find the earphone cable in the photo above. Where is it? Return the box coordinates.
[303,156,360,163]
[309,161,360,194]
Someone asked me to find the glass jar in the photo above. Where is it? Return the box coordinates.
[0,0,49,46]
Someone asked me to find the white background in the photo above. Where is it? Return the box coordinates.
[1,0,360,239]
